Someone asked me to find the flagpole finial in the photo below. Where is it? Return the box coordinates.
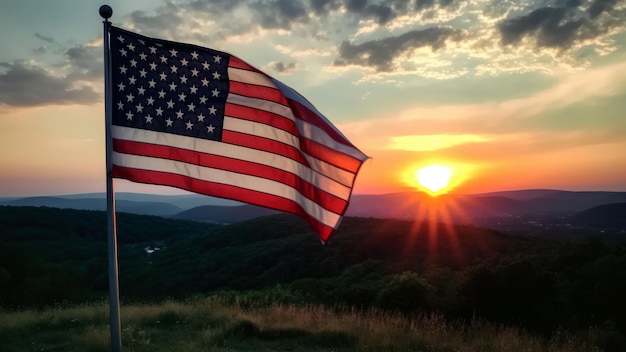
[99,5,113,20]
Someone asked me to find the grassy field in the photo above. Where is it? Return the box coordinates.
[0,297,603,352]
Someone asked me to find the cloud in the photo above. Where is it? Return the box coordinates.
[498,0,625,49]
[334,27,464,71]
[0,60,99,107]
[269,61,297,73]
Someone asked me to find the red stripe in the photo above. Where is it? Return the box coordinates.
[229,81,287,105]
[221,130,309,166]
[228,55,260,72]
[112,166,334,242]
[113,139,347,213]
[224,104,297,134]
[288,98,357,148]
[300,139,362,174]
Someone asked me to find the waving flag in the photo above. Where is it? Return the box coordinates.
[108,26,367,243]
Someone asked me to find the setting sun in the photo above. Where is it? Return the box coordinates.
[415,165,452,194]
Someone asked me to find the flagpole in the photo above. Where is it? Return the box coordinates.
[100,5,123,352]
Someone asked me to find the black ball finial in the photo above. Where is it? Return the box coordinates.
[99,5,113,19]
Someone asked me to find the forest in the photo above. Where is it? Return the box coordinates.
[1,205,625,350]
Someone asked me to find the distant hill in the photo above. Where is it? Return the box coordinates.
[571,203,626,228]
[172,204,280,223]
[3,190,626,225]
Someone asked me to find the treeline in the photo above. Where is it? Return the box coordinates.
[1,206,625,343]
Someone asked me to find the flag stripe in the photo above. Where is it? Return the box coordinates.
[224,104,297,134]
[112,152,342,226]
[112,166,334,240]
[112,126,353,198]
[112,140,348,214]
[221,130,308,166]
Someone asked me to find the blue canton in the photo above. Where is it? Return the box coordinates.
[110,27,228,141]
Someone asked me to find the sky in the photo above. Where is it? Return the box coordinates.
[1,0,625,197]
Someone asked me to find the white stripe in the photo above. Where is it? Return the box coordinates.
[223,117,300,150]
[113,151,341,227]
[111,125,354,197]
[228,67,276,88]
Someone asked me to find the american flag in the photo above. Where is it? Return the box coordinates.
[109,26,368,243]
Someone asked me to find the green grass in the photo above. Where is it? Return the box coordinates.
[0,297,604,352]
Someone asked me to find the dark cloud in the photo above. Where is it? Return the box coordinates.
[271,61,297,73]
[35,33,54,43]
[499,0,625,49]
[251,0,309,29]
[65,45,102,79]
[334,27,463,71]
[588,0,618,19]
[0,61,99,107]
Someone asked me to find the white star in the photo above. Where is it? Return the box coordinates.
[126,111,133,120]
[170,65,178,74]
[159,72,167,81]
[180,75,188,84]
[169,82,178,91]
[160,55,168,63]
[185,120,194,130]
[212,71,221,80]
[119,48,127,57]
[138,68,147,77]
[180,58,188,66]
[139,52,147,60]
[119,65,128,74]
[191,51,199,60]
[190,68,199,77]
[136,103,144,113]
[129,59,137,67]
[202,61,210,70]
[211,88,219,97]
[126,43,135,51]
[138,39,145,45]
[117,101,124,110]
[128,76,137,85]
[147,97,155,105]
[158,90,166,98]
[149,46,157,54]
[208,105,217,115]
[207,124,215,133]
[200,78,209,86]
[187,102,196,112]
[178,92,187,101]
[137,86,146,95]
[117,35,124,43]
[148,79,156,88]
[155,107,164,116]
[126,93,135,102]
[197,113,205,122]
[165,118,173,126]
[166,100,175,109]
[149,62,157,70]
[176,110,184,119]
[199,95,208,104]
[213,55,222,63]
[117,82,126,91]
[189,85,198,94]
[169,48,178,57]
[145,114,153,124]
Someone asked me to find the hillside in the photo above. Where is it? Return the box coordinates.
[1,206,626,338]
[572,203,626,227]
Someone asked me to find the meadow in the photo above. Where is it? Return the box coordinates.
[0,296,603,352]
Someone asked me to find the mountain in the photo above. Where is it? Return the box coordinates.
[571,203,626,228]
[173,204,280,223]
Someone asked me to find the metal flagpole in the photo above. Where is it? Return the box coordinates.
[100,5,123,352]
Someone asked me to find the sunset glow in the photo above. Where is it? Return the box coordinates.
[415,165,452,195]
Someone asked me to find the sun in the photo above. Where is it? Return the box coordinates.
[415,165,452,195]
